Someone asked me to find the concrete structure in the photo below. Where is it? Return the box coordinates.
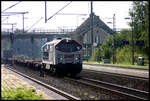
[1,33,69,41]
[1,31,71,59]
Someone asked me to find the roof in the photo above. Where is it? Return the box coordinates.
[71,13,114,36]
[42,39,61,48]
[42,38,72,48]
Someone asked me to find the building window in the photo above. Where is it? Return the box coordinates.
[96,36,99,43]
[84,34,87,43]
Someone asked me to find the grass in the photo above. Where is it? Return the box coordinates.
[2,87,45,100]
[83,60,149,69]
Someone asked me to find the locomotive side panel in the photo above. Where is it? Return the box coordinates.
[42,43,56,65]
[49,44,53,64]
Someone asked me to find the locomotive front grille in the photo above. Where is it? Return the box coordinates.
[64,54,74,63]
[64,54,73,58]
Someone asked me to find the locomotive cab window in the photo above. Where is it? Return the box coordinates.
[56,40,82,52]
[42,45,49,60]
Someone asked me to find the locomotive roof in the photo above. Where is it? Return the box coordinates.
[42,38,71,47]
[43,39,61,47]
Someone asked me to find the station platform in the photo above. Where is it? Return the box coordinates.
[83,64,149,78]
[1,64,67,100]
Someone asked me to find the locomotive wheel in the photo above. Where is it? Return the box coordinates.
[50,66,57,75]
[41,63,45,69]
[49,65,53,73]
[70,73,77,78]
[67,72,77,78]
[51,68,57,75]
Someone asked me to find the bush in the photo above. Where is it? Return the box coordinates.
[88,48,101,62]
[2,87,44,100]
[115,46,149,65]
[115,46,131,64]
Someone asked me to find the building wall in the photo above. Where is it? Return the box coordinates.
[83,27,110,46]
[69,14,113,47]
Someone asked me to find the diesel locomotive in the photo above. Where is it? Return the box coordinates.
[41,38,82,76]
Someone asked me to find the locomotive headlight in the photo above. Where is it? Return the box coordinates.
[75,57,79,60]
[57,54,63,63]
[75,54,80,61]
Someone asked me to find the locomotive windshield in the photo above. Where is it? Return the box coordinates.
[56,39,82,52]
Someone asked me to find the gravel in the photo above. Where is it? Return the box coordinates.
[7,64,127,100]
[80,69,149,91]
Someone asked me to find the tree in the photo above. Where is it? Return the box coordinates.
[129,1,149,57]
[89,1,149,64]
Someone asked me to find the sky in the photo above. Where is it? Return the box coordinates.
[1,1,133,32]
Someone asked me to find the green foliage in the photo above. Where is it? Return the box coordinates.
[129,1,149,56]
[115,29,131,48]
[2,87,44,100]
[90,28,148,64]
[115,46,131,64]
[88,48,99,61]
[99,36,113,59]
[89,1,149,65]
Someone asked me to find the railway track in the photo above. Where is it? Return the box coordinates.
[81,69,149,92]
[4,66,80,100]
[80,77,149,99]
[83,69,148,81]
[83,63,149,71]
[65,77,149,100]
[3,63,149,100]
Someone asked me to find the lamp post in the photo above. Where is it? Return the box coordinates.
[125,16,134,65]
[107,13,116,64]
[112,14,116,64]
[81,17,89,61]
[90,1,94,57]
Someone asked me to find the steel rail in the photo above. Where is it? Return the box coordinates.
[83,63,149,71]
[81,77,149,99]
[5,66,80,100]
[83,69,148,81]
[64,77,148,100]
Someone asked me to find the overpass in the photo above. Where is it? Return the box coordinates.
[1,28,75,40]
[1,29,74,59]
[1,33,69,40]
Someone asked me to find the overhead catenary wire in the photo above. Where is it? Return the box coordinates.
[2,17,9,22]
[2,1,22,13]
[46,1,72,22]
[26,17,43,32]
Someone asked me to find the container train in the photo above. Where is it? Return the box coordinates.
[41,37,82,76]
